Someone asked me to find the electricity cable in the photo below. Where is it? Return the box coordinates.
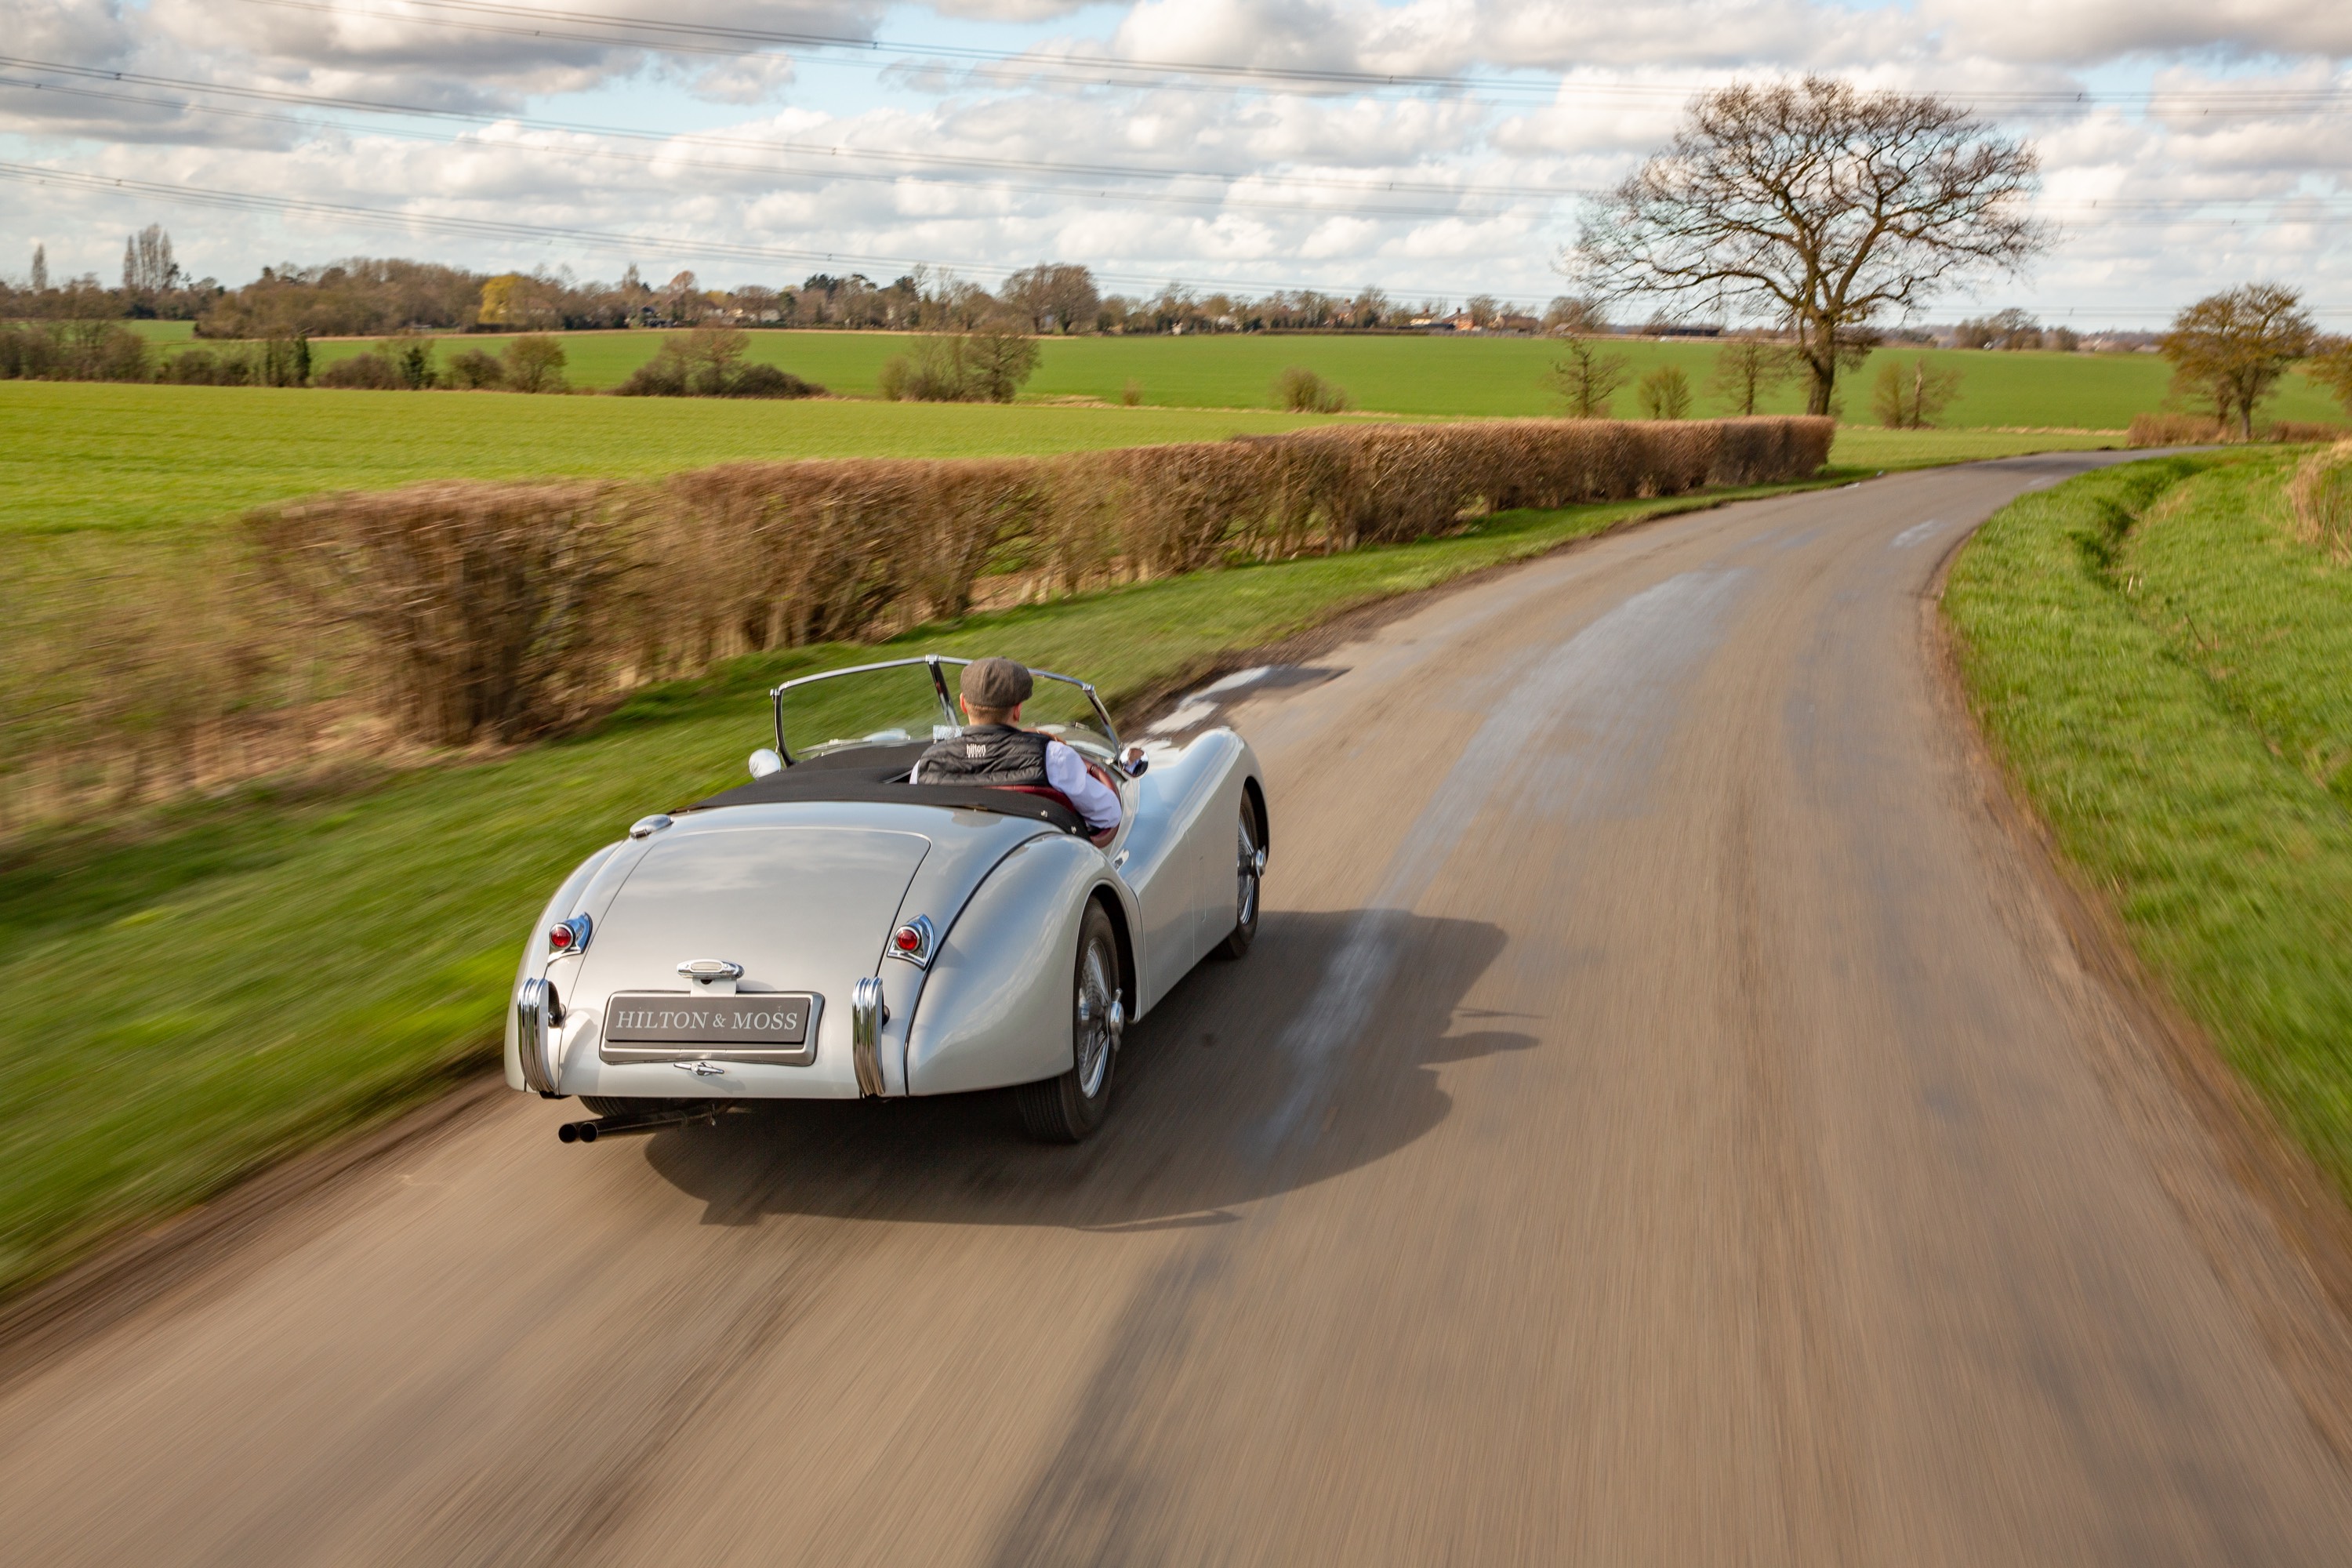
[231,0,2352,115]
[4,57,2344,223]
[0,56,1588,203]
[0,75,1542,220]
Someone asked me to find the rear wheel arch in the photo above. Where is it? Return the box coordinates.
[1241,775,1269,862]
[1091,884,1138,1017]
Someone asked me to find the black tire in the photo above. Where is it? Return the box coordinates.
[1212,797,1265,960]
[1018,901,1123,1143]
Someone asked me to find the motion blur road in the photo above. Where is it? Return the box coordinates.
[6,455,2352,1565]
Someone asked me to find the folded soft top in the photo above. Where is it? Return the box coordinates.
[687,741,1089,836]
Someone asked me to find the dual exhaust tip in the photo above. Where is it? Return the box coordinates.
[557,1104,720,1143]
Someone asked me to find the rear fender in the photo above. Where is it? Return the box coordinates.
[904,834,1120,1095]
[503,841,628,1091]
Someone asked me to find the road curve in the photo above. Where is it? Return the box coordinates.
[5,455,2351,1565]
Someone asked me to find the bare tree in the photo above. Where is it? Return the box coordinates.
[122,224,178,299]
[1002,263,1100,335]
[1871,356,1964,428]
[1465,293,1499,328]
[966,318,1042,401]
[1954,307,2042,350]
[30,242,47,293]
[1542,296,1605,336]
[2308,336,2352,418]
[1544,337,1631,418]
[2161,285,2316,440]
[1637,365,1693,419]
[1570,78,2047,416]
[1708,338,1793,415]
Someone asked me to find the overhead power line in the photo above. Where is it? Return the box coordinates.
[232,0,2352,115]
[0,56,1584,205]
[0,74,1541,220]
[5,56,2348,228]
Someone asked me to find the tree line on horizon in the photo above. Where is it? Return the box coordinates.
[1,243,1576,341]
[0,227,2114,354]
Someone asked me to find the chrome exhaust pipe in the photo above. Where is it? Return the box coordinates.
[557,1105,718,1143]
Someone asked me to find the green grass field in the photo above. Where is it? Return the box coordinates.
[0,380,2114,537]
[0,474,1842,1299]
[238,328,2352,426]
[0,382,1340,535]
[1946,452,2352,1195]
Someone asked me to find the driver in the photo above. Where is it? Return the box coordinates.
[911,657,1123,834]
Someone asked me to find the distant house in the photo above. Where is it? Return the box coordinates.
[1421,310,1539,335]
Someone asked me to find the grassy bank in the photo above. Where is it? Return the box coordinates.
[1946,453,2352,1192]
[0,474,1835,1299]
[135,326,2347,423]
[1,379,2103,538]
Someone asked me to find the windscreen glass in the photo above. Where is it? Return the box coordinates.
[1022,673,1116,758]
[779,663,954,761]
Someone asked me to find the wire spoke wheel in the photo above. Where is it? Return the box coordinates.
[1214,799,1264,960]
[1018,902,1123,1142]
[1076,939,1116,1098]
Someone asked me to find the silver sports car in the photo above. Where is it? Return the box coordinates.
[507,655,1267,1142]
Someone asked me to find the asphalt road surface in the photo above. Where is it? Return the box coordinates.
[6,455,2352,1565]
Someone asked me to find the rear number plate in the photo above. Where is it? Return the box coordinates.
[605,993,815,1045]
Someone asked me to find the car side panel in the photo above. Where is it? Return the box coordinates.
[1119,733,1237,1007]
[902,834,1106,1094]
[1182,734,1256,960]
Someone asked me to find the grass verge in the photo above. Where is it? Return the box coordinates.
[0,473,1835,1300]
[1945,452,2352,1195]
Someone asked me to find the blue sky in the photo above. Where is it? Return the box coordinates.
[2,0,2347,326]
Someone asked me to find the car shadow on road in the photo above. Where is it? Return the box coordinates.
[642,908,1532,1231]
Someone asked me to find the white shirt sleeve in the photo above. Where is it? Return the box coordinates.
[1045,740,1123,832]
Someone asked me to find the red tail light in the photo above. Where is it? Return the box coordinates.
[888,915,935,967]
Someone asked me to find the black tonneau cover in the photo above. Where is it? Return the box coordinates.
[686,741,1088,836]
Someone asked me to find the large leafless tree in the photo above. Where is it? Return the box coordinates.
[2160,284,2315,438]
[1570,78,2048,416]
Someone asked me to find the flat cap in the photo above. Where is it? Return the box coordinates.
[960,656,1033,709]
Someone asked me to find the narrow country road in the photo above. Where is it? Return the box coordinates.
[5,454,2350,1565]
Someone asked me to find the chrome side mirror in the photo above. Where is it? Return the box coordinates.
[1120,746,1149,779]
[749,747,785,779]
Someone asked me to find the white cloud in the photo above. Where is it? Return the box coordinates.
[924,0,1099,17]
[678,53,800,104]
[1921,0,2352,66]
[0,0,2346,320]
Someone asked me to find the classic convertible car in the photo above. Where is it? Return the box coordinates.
[506,655,1267,1142]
